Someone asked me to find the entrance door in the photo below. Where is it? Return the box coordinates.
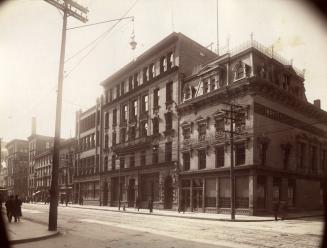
[128,179,135,207]
[192,188,203,212]
[164,176,173,209]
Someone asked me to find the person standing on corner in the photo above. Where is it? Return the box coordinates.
[148,197,153,213]
[273,200,280,221]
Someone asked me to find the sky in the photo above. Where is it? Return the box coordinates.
[0,0,326,142]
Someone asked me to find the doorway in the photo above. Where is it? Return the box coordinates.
[164,176,173,209]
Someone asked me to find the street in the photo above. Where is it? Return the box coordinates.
[12,204,324,248]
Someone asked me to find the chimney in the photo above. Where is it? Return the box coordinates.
[314,99,321,109]
[31,117,36,135]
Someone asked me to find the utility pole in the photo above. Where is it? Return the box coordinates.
[43,0,88,231]
[222,102,246,220]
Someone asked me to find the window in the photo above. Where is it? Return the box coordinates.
[165,112,172,131]
[167,52,174,69]
[202,79,209,94]
[104,134,109,148]
[140,121,148,137]
[161,56,167,72]
[152,145,159,164]
[116,84,120,98]
[120,157,125,169]
[183,152,190,171]
[198,123,206,141]
[235,143,245,166]
[121,128,126,143]
[129,76,133,91]
[165,142,172,162]
[198,150,206,169]
[129,126,136,141]
[166,82,173,104]
[140,150,146,166]
[143,67,148,83]
[104,156,108,171]
[297,142,306,168]
[121,105,128,122]
[215,119,224,137]
[210,76,216,91]
[215,146,224,168]
[141,95,149,113]
[130,153,135,168]
[109,88,113,102]
[153,88,159,108]
[120,81,125,95]
[130,100,138,120]
[183,127,191,140]
[113,109,117,126]
[105,112,109,129]
[150,63,155,79]
[235,113,245,133]
[133,73,139,88]
[311,146,317,172]
[111,155,116,170]
[152,117,159,135]
[112,132,116,145]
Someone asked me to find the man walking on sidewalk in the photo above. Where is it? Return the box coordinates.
[5,195,14,223]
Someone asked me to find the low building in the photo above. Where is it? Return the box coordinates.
[5,139,29,197]
[58,138,75,203]
[178,39,327,215]
[73,101,101,205]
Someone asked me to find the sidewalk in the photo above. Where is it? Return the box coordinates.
[32,202,324,222]
[2,211,59,244]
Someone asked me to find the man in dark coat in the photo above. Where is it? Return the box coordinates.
[14,195,22,222]
[148,198,153,213]
[135,196,140,211]
[273,200,280,221]
[5,195,14,222]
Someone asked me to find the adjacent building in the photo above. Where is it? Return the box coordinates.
[99,32,216,209]
[27,118,54,197]
[73,101,101,205]
[178,38,327,214]
[5,139,29,197]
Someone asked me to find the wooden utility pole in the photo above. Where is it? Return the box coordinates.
[43,0,88,231]
[223,103,246,220]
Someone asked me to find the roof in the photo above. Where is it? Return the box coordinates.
[5,139,28,148]
[100,32,216,87]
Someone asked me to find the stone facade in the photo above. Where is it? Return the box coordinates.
[178,39,327,215]
[99,32,216,209]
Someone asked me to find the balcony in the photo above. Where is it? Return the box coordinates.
[112,136,151,154]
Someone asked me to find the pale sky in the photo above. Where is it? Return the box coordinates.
[0,0,326,142]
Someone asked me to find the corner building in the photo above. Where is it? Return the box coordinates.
[100,32,216,209]
[178,39,327,215]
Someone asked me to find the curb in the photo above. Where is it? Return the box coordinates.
[9,230,60,245]
[9,217,60,245]
[65,205,275,222]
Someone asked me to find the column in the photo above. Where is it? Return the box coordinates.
[190,179,193,211]
[266,176,273,212]
[202,178,205,213]
[248,173,256,215]
[216,177,220,213]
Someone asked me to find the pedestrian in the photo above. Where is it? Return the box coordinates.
[273,200,280,221]
[79,195,83,205]
[65,195,69,207]
[280,201,287,221]
[5,195,14,223]
[14,195,22,222]
[180,198,185,214]
[148,198,153,213]
[135,196,140,211]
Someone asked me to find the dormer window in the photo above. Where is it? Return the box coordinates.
[202,79,209,94]
[150,63,155,79]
